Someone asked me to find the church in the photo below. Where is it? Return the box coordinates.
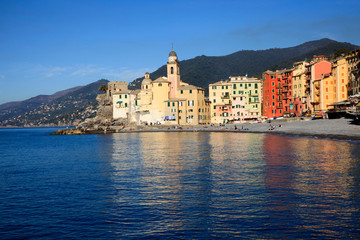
[112,50,211,125]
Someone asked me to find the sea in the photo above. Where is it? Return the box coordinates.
[0,127,359,239]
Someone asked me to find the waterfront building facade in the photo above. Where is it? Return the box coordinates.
[292,61,308,116]
[112,50,210,125]
[306,56,332,112]
[346,49,360,96]
[262,70,284,119]
[209,76,262,123]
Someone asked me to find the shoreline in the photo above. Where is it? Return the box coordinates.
[49,118,360,141]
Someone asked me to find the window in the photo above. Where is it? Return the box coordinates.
[190,90,192,94]
[119,95,122,99]
[181,90,183,94]
[125,95,127,99]
[179,102,182,107]
[172,102,175,107]
[168,102,170,107]
[222,86,224,89]
[233,84,236,89]
[255,83,258,88]
[158,83,162,87]
[188,100,194,106]
[214,106,216,109]
[171,67,174,74]
[125,103,127,107]
[213,99,216,103]
[233,91,236,94]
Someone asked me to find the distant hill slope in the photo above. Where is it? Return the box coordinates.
[128,38,359,91]
[0,79,109,127]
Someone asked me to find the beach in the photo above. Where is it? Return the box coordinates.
[119,118,360,141]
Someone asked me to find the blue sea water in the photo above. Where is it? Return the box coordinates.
[0,128,359,239]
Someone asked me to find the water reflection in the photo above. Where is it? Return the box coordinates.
[102,132,360,239]
[262,134,360,238]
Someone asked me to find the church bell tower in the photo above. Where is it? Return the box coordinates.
[167,50,180,98]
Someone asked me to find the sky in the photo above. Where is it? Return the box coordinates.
[1,0,360,104]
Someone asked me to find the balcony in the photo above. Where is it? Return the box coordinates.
[275,85,281,89]
[276,104,283,109]
[283,96,289,100]
[283,89,289,93]
[221,95,230,99]
[276,90,282,95]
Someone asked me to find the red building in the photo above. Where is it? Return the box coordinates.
[263,70,285,119]
[281,69,294,117]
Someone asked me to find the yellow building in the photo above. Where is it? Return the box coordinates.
[332,57,350,101]
[292,61,308,99]
[112,50,210,125]
[209,76,262,123]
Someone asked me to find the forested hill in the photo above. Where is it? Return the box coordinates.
[128,38,359,91]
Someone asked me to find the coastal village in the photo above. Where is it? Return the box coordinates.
[96,49,359,127]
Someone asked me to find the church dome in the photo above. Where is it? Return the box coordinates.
[142,76,152,85]
[169,50,177,57]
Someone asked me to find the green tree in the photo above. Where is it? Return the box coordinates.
[98,84,107,93]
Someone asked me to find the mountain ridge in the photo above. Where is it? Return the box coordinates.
[128,38,359,90]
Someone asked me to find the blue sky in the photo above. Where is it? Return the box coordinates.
[1,0,360,104]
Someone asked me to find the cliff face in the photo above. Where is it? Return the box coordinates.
[95,94,113,119]
[77,93,127,130]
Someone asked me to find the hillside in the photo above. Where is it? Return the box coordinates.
[128,38,359,91]
[0,79,109,127]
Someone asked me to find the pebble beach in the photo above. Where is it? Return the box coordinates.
[120,118,360,141]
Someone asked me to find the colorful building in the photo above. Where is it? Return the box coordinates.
[292,61,308,116]
[306,56,332,112]
[262,70,284,119]
[112,50,210,125]
[346,49,360,96]
[209,76,262,123]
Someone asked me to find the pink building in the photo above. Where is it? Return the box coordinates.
[305,56,332,112]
